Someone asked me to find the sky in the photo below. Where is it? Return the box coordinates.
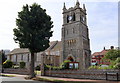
[0,0,119,53]
[119,1,120,48]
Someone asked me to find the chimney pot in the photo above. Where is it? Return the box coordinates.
[110,46,114,49]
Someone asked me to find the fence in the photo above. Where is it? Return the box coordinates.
[3,68,30,75]
[44,69,120,81]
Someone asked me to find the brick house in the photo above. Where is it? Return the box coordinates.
[91,46,115,65]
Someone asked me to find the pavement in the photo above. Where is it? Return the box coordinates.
[0,73,49,83]
[1,73,120,83]
[38,76,120,83]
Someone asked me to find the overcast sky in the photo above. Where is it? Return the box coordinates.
[0,0,119,53]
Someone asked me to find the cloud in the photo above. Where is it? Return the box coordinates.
[85,2,118,53]
[0,0,118,53]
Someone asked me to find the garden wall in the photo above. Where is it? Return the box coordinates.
[44,69,120,81]
[3,68,30,75]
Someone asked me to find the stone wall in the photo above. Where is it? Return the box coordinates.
[44,69,120,81]
[3,68,30,75]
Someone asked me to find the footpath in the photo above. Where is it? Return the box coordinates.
[1,73,120,83]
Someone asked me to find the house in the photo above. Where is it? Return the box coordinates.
[91,46,115,65]
[7,41,62,68]
[7,48,31,68]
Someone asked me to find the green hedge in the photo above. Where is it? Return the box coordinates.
[3,60,13,68]
[60,60,71,69]
[20,61,26,68]
[44,60,71,70]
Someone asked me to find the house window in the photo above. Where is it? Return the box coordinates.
[21,55,23,61]
[28,54,29,62]
[16,55,17,62]
[10,55,12,61]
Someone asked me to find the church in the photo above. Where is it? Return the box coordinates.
[7,0,91,70]
[61,0,91,69]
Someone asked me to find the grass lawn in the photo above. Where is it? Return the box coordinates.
[31,77,94,83]
[0,74,15,77]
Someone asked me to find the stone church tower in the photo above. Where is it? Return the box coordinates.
[61,1,91,69]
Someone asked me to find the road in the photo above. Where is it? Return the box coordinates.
[0,76,49,83]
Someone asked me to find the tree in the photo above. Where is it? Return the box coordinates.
[0,52,2,68]
[1,50,6,63]
[104,49,120,61]
[113,57,120,69]
[13,3,53,78]
[103,49,120,69]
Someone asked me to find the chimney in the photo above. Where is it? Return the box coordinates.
[103,47,105,50]
[110,46,114,49]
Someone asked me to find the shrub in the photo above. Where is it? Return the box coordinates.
[44,64,62,70]
[60,60,71,69]
[52,66,62,70]
[112,57,120,69]
[44,65,51,70]
[35,65,40,70]
[3,60,13,68]
[44,60,71,70]
[20,61,26,68]
[88,65,97,69]
[113,63,120,69]
[115,57,120,63]
[107,65,114,69]
[13,65,19,69]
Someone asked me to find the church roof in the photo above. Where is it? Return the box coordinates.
[8,41,62,55]
[45,41,62,51]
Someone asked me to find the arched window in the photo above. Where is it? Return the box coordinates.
[80,15,83,22]
[73,13,76,21]
[67,56,74,62]
[67,15,69,23]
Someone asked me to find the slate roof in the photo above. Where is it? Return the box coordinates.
[45,41,62,51]
[8,48,29,55]
[8,41,62,55]
[92,49,109,56]
[52,41,62,50]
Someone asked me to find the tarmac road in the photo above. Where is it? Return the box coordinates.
[0,76,49,83]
